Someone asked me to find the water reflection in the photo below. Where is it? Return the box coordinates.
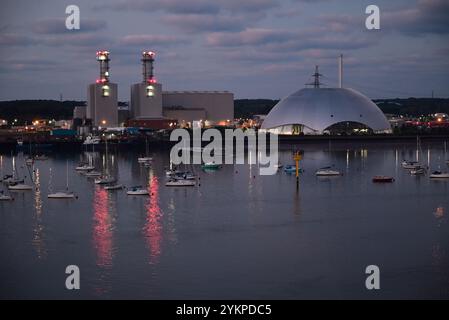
[143,171,163,264]
[93,186,115,268]
[32,169,46,259]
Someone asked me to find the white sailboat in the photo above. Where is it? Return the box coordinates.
[165,179,196,187]
[0,191,13,201]
[104,184,124,191]
[138,137,152,163]
[8,157,32,191]
[127,186,149,195]
[315,167,342,176]
[48,161,76,199]
[95,137,116,184]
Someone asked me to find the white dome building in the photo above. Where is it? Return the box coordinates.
[261,63,391,135]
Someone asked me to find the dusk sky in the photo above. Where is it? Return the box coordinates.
[0,0,448,101]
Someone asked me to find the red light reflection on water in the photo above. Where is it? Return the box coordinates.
[143,175,163,264]
[93,186,113,268]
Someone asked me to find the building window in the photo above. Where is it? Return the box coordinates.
[102,85,110,97]
[146,85,154,97]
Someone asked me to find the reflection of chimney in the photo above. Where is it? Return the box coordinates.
[338,54,343,88]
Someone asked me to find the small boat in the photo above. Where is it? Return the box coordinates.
[8,183,33,191]
[138,157,153,163]
[430,171,449,179]
[94,175,117,185]
[104,184,124,191]
[84,170,102,177]
[410,167,426,175]
[283,165,301,174]
[372,176,395,183]
[173,172,196,180]
[166,169,182,177]
[48,191,75,199]
[166,179,196,187]
[316,168,342,176]
[127,186,149,195]
[0,191,13,201]
[17,139,24,147]
[48,161,76,199]
[75,164,95,171]
[34,155,48,161]
[83,136,101,145]
[202,162,220,170]
[401,160,420,169]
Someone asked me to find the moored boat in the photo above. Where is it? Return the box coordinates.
[48,191,75,199]
[8,183,33,191]
[165,179,196,187]
[430,171,449,179]
[201,162,220,170]
[316,167,342,176]
[372,176,395,183]
[127,186,149,195]
[104,184,124,191]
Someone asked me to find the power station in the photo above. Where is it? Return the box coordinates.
[87,51,119,127]
[130,51,163,119]
[86,50,234,129]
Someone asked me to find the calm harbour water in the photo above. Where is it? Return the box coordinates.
[1,141,449,299]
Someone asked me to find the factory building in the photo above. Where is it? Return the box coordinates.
[162,91,234,127]
[87,51,118,127]
[261,56,391,135]
[130,52,233,128]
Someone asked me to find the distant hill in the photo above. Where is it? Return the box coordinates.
[1,98,449,124]
[235,98,449,118]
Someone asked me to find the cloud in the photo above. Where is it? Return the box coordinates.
[161,13,256,32]
[384,0,449,36]
[94,0,221,14]
[0,33,36,46]
[33,18,107,34]
[95,0,278,13]
[117,34,187,46]
[206,27,377,51]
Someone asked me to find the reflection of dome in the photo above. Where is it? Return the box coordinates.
[261,87,391,135]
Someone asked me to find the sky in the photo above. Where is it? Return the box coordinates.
[0,0,448,101]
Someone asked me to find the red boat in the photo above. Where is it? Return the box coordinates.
[372,176,395,183]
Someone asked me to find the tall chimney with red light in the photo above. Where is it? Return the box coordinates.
[130,50,163,119]
[87,50,118,127]
[142,51,156,84]
[96,50,110,83]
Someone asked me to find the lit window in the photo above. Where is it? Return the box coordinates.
[102,85,110,97]
[146,85,154,97]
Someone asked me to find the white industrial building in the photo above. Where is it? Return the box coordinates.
[261,56,391,135]
[87,51,118,127]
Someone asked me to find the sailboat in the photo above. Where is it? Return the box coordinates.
[138,137,152,164]
[76,141,96,171]
[127,186,149,195]
[95,137,116,185]
[0,190,14,201]
[8,157,33,191]
[48,160,76,199]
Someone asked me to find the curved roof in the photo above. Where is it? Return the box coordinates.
[261,88,391,133]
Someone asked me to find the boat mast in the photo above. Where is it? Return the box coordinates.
[66,160,69,191]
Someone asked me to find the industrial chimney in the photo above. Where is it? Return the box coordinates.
[96,50,110,83]
[142,51,156,84]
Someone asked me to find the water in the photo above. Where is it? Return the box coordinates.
[1,141,449,299]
